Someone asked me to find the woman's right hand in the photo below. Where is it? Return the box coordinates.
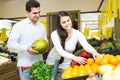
[72,56,87,65]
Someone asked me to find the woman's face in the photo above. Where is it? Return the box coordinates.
[60,16,72,30]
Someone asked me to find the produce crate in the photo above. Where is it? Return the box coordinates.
[63,73,102,80]
[0,62,20,80]
[63,75,88,80]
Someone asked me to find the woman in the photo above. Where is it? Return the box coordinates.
[46,11,102,79]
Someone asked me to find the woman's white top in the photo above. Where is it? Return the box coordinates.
[46,29,97,69]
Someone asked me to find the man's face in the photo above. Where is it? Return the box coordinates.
[27,7,40,24]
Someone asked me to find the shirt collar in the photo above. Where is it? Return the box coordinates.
[26,17,39,25]
[26,17,31,24]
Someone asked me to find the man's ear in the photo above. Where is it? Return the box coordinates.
[26,11,30,16]
[26,11,29,14]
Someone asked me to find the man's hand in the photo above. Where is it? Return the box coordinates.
[27,46,39,55]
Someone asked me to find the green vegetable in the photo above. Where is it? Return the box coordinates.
[27,60,53,80]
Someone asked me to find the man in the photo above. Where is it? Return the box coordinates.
[7,0,48,80]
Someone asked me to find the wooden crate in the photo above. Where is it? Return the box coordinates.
[0,62,20,80]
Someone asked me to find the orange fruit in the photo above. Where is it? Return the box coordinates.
[103,54,110,61]
[79,70,87,76]
[109,56,118,66]
[87,58,94,65]
[95,56,101,65]
[84,64,92,74]
[116,55,120,63]
[72,70,79,77]
[100,58,109,65]
[103,54,111,58]
[91,63,99,73]
[78,65,85,71]
[84,64,91,69]
[73,65,79,71]
[108,55,114,62]
[62,72,72,79]
[86,69,93,74]
[65,67,73,72]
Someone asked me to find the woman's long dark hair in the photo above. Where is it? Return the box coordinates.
[56,11,71,63]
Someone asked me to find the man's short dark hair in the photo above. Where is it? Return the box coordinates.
[26,0,40,12]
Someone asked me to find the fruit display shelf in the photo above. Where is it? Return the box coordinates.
[0,47,18,62]
[63,73,102,80]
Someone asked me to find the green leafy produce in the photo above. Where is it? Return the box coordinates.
[0,53,10,58]
[98,41,115,54]
[113,41,120,51]
[99,41,114,50]
[74,47,99,56]
[27,60,53,80]
[74,49,85,56]
[87,38,101,47]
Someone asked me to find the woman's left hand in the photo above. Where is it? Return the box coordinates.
[92,52,103,59]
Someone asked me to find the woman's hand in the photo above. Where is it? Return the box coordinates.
[27,46,39,55]
[92,52,103,59]
[72,56,87,65]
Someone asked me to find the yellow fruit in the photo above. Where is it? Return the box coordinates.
[99,64,113,75]
[103,64,120,80]
[62,72,72,79]
[87,58,94,65]
[91,63,99,73]
[102,70,112,80]
[109,56,118,66]
[116,55,120,63]
[72,71,79,77]
[79,70,87,76]
[100,58,109,65]
[65,67,73,73]
[95,56,101,65]
[32,39,48,53]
